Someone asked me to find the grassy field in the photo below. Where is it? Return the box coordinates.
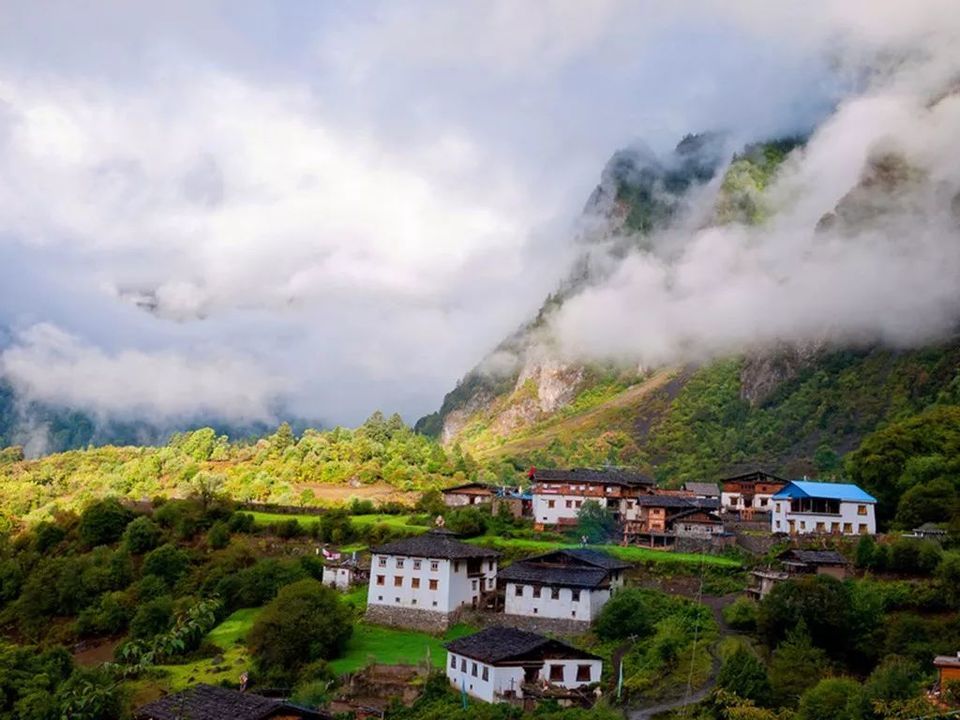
[466,536,742,567]
[247,511,428,534]
[328,622,475,675]
[155,607,263,690]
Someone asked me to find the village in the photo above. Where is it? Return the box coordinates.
[132,466,960,720]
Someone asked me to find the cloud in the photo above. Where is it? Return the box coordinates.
[0,0,954,431]
[1,323,287,422]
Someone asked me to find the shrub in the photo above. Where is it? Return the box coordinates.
[227,512,255,533]
[129,596,174,640]
[248,579,353,686]
[797,677,862,720]
[716,646,772,706]
[78,499,132,547]
[596,588,655,641]
[206,521,230,550]
[122,516,162,554]
[33,521,66,553]
[723,596,758,631]
[143,544,190,587]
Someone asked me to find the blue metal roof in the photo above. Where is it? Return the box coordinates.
[772,480,876,503]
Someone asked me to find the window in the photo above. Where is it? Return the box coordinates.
[857,505,867,516]
[571,589,580,602]
[532,586,541,598]
[377,595,383,601]
[394,576,403,587]
[461,659,466,671]
[843,523,852,534]
[549,665,564,682]
[775,521,781,530]
[776,503,781,513]
[482,666,489,681]
[550,587,560,600]
[411,577,420,589]
[760,498,768,507]
[395,597,400,603]
[378,557,387,568]
[411,599,417,605]
[571,610,576,617]
[454,561,460,572]
[430,561,439,571]
[816,522,825,532]
[565,500,573,508]
[859,524,868,535]
[533,608,538,614]
[413,560,422,570]
[488,561,494,571]
[576,665,591,682]
[515,584,524,596]
[376,575,385,586]
[472,580,477,590]
[831,522,840,533]
[471,662,478,677]
[450,655,456,668]
[575,500,582,508]
[432,600,437,606]
[547,500,555,509]
[429,579,438,591]
[396,559,404,569]
[800,521,806,530]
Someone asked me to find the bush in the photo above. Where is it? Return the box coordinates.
[123,516,162,554]
[248,579,353,686]
[889,539,941,575]
[143,544,190,587]
[78,499,132,547]
[797,677,862,720]
[716,646,772,706]
[596,589,655,641]
[33,521,66,553]
[227,512,255,533]
[206,521,230,550]
[129,595,174,640]
[723,596,758,631]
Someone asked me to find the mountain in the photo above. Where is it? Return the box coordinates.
[416,104,960,484]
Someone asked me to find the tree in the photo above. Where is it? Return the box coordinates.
[206,521,231,550]
[248,579,352,686]
[122,516,162,554]
[717,646,772,706]
[32,521,66,553]
[78,498,132,547]
[595,588,654,641]
[895,479,958,528]
[768,622,828,706]
[142,544,190,587]
[797,678,861,720]
[938,551,960,608]
[576,500,615,543]
[187,471,225,511]
[855,535,876,569]
[758,575,853,656]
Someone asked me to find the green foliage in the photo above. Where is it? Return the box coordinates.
[895,478,958,528]
[576,500,615,543]
[129,595,174,640]
[78,498,132,547]
[206,520,230,550]
[767,622,829,706]
[723,596,759,632]
[595,588,657,641]
[142,543,190,587]
[717,646,772,706]
[796,677,861,720]
[248,579,353,686]
[888,538,942,575]
[123,516,162,554]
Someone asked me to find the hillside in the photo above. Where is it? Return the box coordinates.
[417,111,960,482]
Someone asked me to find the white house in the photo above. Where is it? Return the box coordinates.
[441,482,495,507]
[771,480,877,536]
[445,626,602,704]
[720,471,787,514]
[529,467,655,527]
[365,529,500,630]
[499,548,629,623]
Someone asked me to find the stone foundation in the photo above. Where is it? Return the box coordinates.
[454,608,590,637]
[364,604,459,633]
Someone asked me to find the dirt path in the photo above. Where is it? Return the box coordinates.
[625,594,738,720]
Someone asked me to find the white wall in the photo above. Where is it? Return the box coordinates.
[504,582,608,621]
[721,492,776,511]
[367,554,498,614]
[771,500,876,535]
[533,494,587,524]
[446,652,602,703]
[322,566,354,590]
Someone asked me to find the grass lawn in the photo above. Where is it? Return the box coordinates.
[466,536,742,567]
[154,607,263,690]
[247,511,428,534]
[328,622,475,676]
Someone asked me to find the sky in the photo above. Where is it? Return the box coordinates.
[0,0,952,430]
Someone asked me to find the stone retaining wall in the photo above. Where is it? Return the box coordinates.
[363,604,458,633]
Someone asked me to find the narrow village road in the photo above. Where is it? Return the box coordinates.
[625,594,736,720]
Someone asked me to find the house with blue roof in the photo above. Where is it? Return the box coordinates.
[771,480,877,536]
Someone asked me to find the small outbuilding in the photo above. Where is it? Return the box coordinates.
[442,483,495,507]
[445,626,602,704]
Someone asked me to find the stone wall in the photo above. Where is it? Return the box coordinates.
[456,608,590,637]
[364,604,457,633]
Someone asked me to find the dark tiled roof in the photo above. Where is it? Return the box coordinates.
[134,685,329,720]
[633,495,699,508]
[445,626,599,664]
[533,548,632,570]
[442,482,495,494]
[935,655,960,668]
[718,470,787,485]
[499,563,610,588]
[532,467,655,487]
[683,482,721,497]
[668,507,723,524]
[370,529,499,559]
[780,550,847,565]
